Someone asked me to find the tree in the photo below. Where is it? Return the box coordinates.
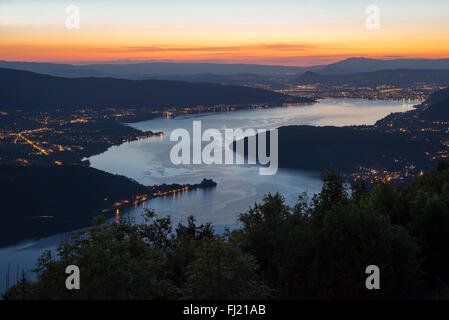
[238,173,421,299]
[184,235,271,299]
[5,210,269,300]
[6,162,449,299]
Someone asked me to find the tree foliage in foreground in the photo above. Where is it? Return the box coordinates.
[5,161,449,299]
[4,212,269,300]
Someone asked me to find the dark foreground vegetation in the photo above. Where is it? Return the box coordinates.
[4,160,449,300]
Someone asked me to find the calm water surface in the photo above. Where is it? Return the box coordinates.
[0,98,407,292]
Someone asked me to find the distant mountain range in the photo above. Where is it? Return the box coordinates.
[297,69,449,87]
[0,60,317,78]
[2,57,449,80]
[317,57,449,75]
[139,73,280,86]
[0,68,309,111]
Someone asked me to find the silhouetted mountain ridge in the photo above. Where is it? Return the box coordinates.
[3,57,449,80]
[0,67,310,111]
[0,60,320,77]
[297,69,449,86]
[319,57,449,74]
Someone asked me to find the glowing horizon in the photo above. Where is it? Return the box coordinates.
[1,0,449,66]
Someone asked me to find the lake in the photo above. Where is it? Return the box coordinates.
[0,98,408,293]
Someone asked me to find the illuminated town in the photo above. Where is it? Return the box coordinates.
[1,82,448,186]
[277,83,446,101]
[0,108,166,166]
[102,179,216,216]
[0,100,301,167]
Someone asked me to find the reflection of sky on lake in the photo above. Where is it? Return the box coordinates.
[88,98,405,186]
[0,98,405,294]
[87,98,404,225]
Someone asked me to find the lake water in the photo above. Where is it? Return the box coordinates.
[0,98,407,293]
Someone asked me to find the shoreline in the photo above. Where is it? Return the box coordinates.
[0,177,218,248]
[0,98,403,248]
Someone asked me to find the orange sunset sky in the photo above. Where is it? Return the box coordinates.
[1,0,449,66]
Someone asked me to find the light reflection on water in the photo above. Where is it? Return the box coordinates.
[0,98,406,293]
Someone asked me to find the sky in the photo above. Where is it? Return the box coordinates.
[1,0,449,65]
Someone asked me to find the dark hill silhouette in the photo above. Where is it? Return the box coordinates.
[275,126,428,172]
[0,67,310,111]
[0,60,321,78]
[0,165,148,245]
[234,125,428,173]
[297,69,449,86]
[3,58,449,78]
[0,165,147,216]
[235,87,449,174]
[423,87,449,105]
[319,57,449,74]
[0,165,216,245]
[419,88,449,120]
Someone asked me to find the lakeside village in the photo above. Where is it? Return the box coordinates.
[277,83,445,101]
[101,179,218,219]
[33,179,218,221]
[0,102,287,167]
